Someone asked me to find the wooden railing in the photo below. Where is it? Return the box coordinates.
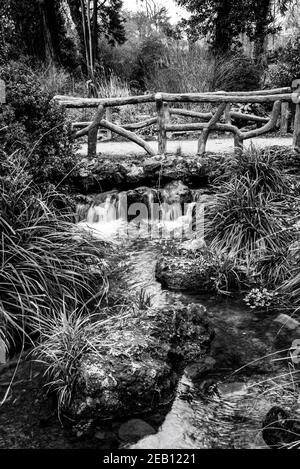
[54,83,300,158]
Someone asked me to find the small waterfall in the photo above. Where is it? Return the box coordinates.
[161,203,183,223]
[87,195,117,224]
[78,190,197,241]
[79,195,125,240]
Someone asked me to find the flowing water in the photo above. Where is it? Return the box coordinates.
[77,191,297,449]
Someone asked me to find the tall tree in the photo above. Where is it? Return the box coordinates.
[245,0,293,67]
[176,0,251,54]
[176,0,293,60]
[0,0,79,67]
[67,0,126,76]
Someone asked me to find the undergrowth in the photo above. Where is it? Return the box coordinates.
[0,151,114,354]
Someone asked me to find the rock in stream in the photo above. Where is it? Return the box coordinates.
[66,302,214,425]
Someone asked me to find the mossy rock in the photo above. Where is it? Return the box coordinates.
[66,302,214,423]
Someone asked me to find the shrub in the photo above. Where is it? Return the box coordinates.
[0,61,76,186]
[267,62,294,88]
[206,146,299,299]
[244,288,279,310]
[132,35,168,90]
[267,34,300,88]
[146,45,214,93]
[213,54,261,92]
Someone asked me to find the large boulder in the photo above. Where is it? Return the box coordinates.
[156,253,216,292]
[66,303,214,423]
[73,154,228,192]
[155,244,249,293]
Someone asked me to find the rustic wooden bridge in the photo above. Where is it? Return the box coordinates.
[54,82,300,158]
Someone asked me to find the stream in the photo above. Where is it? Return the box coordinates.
[77,191,298,449]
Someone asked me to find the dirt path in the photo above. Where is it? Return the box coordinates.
[78,136,293,157]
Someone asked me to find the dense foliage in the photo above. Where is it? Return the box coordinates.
[0,61,76,185]
[268,34,300,87]
[0,151,112,352]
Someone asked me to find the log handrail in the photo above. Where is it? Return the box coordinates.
[159,92,292,104]
[53,82,299,157]
[55,92,292,108]
[54,87,291,108]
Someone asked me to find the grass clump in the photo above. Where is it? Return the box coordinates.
[205,145,300,301]
[216,146,291,193]
[0,151,113,353]
[206,176,293,257]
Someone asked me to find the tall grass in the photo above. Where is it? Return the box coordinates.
[206,147,297,270]
[146,45,214,94]
[0,151,112,351]
[32,285,152,413]
[216,146,291,193]
[206,176,293,256]
[281,245,300,306]
[94,73,131,99]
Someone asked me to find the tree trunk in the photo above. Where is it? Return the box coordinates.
[86,0,94,77]
[253,0,271,70]
[80,0,91,75]
[92,0,98,66]
[214,1,233,54]
[38,0,55,64]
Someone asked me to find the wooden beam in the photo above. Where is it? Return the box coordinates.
[170,108,212,120]
[99,120,156,156]
[241,100,281,140]
[54,91,293,108]
[280,102,290,135]
[156,94,170,154]
[197,102,227,155]
[72,117,158,131]
[75,105,106,158]
[165,122,241,134]
[230,112,269,123]
[106,107,112,140]
[73,105,105,139]
[293,103,300,151]
[54,94,156,108]
[160,93,292,104]
[123,117,158,130]
[209,87,290,96]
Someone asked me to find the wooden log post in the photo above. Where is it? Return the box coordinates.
[88,126,98,159]
[105,107,112,141]
[156,93,170,155]
[293,103,300,152]
[225,104,231,124]
[197,102,227,155]
[292,79,300,151]
[234,134,244,155]
[86,105,106,159]
[225,103,232,136]
[280,102,289,135]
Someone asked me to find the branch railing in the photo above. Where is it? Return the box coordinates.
[54,83,300,158]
